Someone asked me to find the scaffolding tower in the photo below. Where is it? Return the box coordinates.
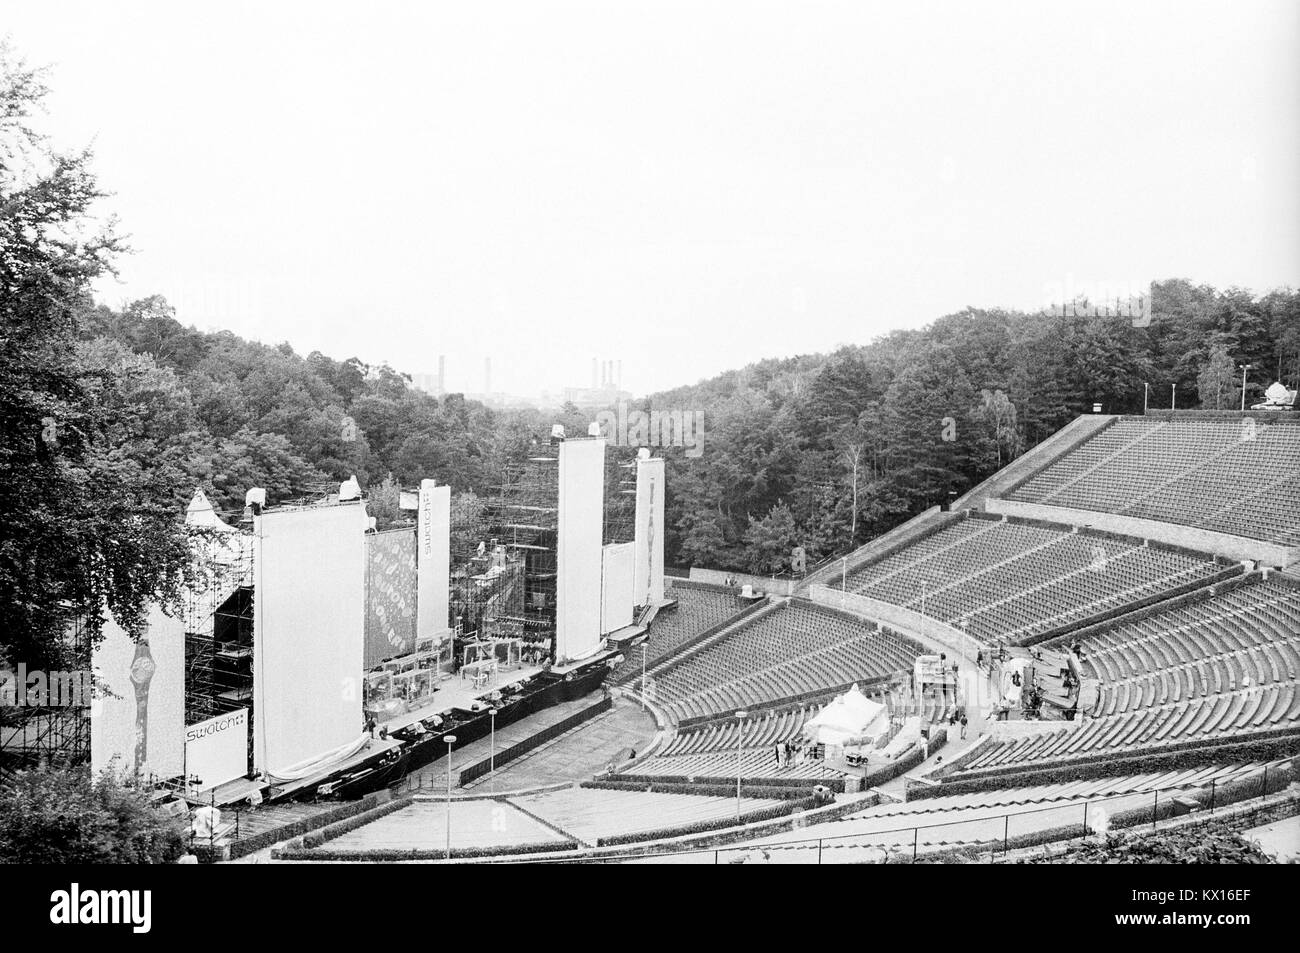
[183,533,255,772]
[488,450,560,656]
[0,615,90,780]
[604,445,639,545]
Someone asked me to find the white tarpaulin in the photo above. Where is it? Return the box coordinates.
[803,684,888,746]
[253,502,366,777]
[557,438,605,662]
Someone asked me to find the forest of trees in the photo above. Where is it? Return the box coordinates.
[651,282,1300,574]
[4,39,1298,673]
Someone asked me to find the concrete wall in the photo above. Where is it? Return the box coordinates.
[688,567,797,596]
[807,585,986,659]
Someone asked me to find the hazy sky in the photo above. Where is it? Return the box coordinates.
[5,1,1298,398]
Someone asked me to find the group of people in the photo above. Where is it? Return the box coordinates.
[774,739,823,767]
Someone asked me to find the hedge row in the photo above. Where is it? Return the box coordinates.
[195,788,396,863]
[582,778,815,801]
[613,772,847,793]
[899,760,1299,862]
[299,794,415,849]
[276,838,578,862]
[594,797,817,847]
[456,695,612,785]
[866,727,947,788]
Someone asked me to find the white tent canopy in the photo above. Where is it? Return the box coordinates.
[803,683,889,746]
[185,487,237,532]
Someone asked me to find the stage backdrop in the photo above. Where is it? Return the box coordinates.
[634,454,666,607]
[601,542,635,634]
[417,480,451,642]
[91,603,186,781]
[365,528,417,667]
[557,438,605,661]
[253,503,366,777]
[184,708,248,792]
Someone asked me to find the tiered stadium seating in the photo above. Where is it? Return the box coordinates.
[650,603,920,723]
[1009,416,1300,545]
[956,580,1300,775]
[657,703,827,757]
[845,517,1220,643]
[627,745,851,784]
[609,584,746,683]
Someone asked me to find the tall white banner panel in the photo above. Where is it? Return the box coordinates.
[556,438,605,662]
[601,542,635,634]
[185,708,248,792]
[253,503,366,777]
[91,603,186,780]
[417,480,451,642]
[634,455,666,606]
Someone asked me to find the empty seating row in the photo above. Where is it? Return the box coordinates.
[1009,417,1300,544]
[845,516,1219,644]
[609,585,747,683]
[650,604,920,723]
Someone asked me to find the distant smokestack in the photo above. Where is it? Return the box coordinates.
[592,357,598,390]
[617,360,623,390]
[484,357,491,395]
[438,355,446,393]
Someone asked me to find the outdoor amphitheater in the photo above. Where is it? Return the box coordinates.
[239,409,1299,864]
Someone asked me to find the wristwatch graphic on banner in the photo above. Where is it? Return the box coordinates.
[128,639,157,775]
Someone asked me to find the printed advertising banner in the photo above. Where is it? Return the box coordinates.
[417,480,451,642]
[185,708,248,792]
[365,528,417,667]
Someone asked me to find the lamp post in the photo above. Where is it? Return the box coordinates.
[1241,364,1251,412]
[1171,383,1176,410]
[1143,381,1149,414]
[734,709,748,821]
[443,734,457,860]
[488,708,498,794]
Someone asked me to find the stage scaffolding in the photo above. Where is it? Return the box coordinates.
[447,445,562,664]
[183,534,255,770]
[0,615,90,779]
[604,445,638,545]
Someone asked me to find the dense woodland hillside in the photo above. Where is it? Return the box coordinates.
[646,282,1300,573]
[77,281,1300,581]
[3,42,1298,667]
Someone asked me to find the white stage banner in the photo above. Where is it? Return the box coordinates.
[254,503,366,776]
[634,455,666,606]
[601,542,635,634]
[557,438,606,661]
[185,708,248,793]
[417,480,451,642]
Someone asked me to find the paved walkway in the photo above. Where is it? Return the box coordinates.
[453,696,657,792]
[1243,816,1300,862]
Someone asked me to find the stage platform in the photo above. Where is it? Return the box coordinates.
[379,661,544,734]
[551,644,624,676]
[192,650,620,807]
